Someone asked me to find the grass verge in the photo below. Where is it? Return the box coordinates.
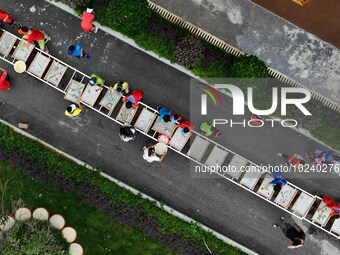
[0,162,176,255]
[0,123,246,255]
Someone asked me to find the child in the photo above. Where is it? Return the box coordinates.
[157,106,171,122]
[0,67,10,91]
[65,102,83,117]
[89,73,104,86]
[0,9,20,27]
[81,5,98,33]
[113,81,129,94]
[18,27,46,51]
[123,90,143,109]
[119,125,137,142]
[67,44,90,60]
[178,120,194,135]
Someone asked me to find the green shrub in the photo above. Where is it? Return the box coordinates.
[231,55,269,78]
[192,60,230,78]
[1,220,67,255]
[134,32,177,61]
[95,0,151,36]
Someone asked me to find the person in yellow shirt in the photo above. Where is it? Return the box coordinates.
[113,81,129,94]
[65,102,83,117]
[89,73,104,86]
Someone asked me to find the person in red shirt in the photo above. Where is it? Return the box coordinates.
[0,9,19,26]
[18,27,46,51]
[178,120,195,134]
[123,90,143,109]
[0,67,11,91]
[318,195,340,212]
[81,5,98,33]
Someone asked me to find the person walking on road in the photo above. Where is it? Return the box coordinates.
[65,102,83,117]
[81,5,98,33]
[18,27,46,51]
[273,216,305,249]
[67,44,90,59]
[0,67,10,91]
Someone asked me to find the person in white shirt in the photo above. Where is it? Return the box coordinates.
[142,145,166,163]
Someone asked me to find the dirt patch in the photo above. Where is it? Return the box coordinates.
[0,148,216,255]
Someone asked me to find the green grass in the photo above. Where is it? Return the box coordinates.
[0,162,175,255]
[0,123,245,255]
[309,124,340,150]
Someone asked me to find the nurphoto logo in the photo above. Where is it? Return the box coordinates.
[201,84,312,128]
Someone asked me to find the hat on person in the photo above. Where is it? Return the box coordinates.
[67,45,75,55]
[89,77,97,86]
[86,4,94,14]
[18,26,29,35]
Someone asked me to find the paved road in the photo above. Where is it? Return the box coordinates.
[0,1,339,254]
[152,0,340,105]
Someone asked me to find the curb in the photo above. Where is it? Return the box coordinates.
[0,118,259,255]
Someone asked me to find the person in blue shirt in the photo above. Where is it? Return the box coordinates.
[170,114,182,124]
[67,44,90,59]
[265,172,287,191]
[157,106,172,122]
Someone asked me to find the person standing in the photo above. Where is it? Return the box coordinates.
[65,102,83,117]
[81,5,98,33]
[0,67,10,91]
[67,44,90,59]
[142,145,166,163]
[122,90,143,109]
[18,27,46,51]
[273,217,305,249]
